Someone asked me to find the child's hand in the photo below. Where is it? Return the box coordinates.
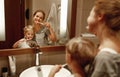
[51,65,62,73]
[48,65,62,77]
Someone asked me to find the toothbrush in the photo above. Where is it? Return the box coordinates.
[62,63,67,68]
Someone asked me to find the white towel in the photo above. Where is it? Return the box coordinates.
[8,56,16,76]
[46,3,60,41]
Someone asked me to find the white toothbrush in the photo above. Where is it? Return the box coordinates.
[62,63,67,67]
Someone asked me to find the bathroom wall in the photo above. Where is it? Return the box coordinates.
[76,0,95,35]
[75,0,99,45]
[25,0,61,25]
[32,0,60,17]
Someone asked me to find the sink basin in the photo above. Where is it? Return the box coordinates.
[19,65,71,77]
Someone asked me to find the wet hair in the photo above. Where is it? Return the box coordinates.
[23,25,34,35]
[33,9,46,20]
[66,36,96,67]
[94,0,120,31]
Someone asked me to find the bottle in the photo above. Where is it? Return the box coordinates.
[2,67,8,77]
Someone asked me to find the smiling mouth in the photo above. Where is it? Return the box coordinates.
[26,37,32,40]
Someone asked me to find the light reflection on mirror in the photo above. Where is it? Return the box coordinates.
[25,0,71,46]
[59,0,69,44]
[0,0,5,41]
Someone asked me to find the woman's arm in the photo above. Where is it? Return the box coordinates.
[45,22,57,42]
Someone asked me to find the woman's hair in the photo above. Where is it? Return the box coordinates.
[23,25,34,35]
[66,36,96,67]
[33,9,46,20]
[94,0,120,31]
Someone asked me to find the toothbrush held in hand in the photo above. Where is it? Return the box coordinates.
[62,63,67,68]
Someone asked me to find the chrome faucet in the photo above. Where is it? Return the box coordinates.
[35,46,43,77]
[35,46,42,66]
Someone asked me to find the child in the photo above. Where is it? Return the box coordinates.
[13,25,38,48]
[48,36,97,77]
[11,25,38,76]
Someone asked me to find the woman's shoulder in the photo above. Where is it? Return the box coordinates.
[95,48,120,63]
[92,48,120,77]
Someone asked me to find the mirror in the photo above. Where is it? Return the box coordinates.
[25,0,72,46]
[0,0,5,41]
[0,0,76,49]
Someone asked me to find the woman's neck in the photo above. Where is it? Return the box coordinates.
[33,24,41,32]
[95,24,120,52]
[98,36,120,53]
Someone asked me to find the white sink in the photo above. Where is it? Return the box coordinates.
[19,65,71,77]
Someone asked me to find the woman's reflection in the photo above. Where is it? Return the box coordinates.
[32,10,57,46]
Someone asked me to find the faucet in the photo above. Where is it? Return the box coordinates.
[35,46,43,77]
[35,46,42,66]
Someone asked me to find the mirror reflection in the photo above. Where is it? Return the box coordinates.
[0,0,5,41]
[25,0,71,47]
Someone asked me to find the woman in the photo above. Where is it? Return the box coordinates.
[87,0,120,77]
[32,10,56,46]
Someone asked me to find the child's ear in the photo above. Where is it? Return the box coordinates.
[66,52,72,63]
[98,13,104,21]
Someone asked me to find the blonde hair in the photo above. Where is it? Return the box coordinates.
[66,36,96,67]
[23,25,34,35]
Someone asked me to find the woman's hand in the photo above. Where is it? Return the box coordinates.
[44,22,51,29]
[44,22,57,42]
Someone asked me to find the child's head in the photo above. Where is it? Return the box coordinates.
[65,36,97,68]
[24,25,35,41]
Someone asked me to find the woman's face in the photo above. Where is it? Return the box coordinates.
[33,12,44,25]
[87,7,98,34]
